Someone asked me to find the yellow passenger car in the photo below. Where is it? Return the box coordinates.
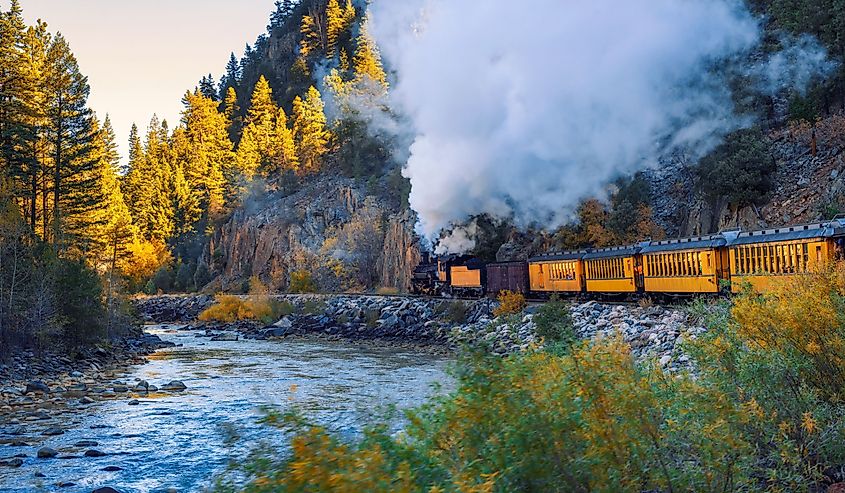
[727,222,844,293]
[528,251,587,293]
[640,236,728,294]
[583,246,641,293]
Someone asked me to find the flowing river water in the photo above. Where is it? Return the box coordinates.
[0,326,454,493]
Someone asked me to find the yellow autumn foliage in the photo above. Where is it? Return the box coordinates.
[732,262,845,398]
[493,290,526,318]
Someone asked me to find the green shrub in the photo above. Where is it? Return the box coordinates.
[54,258,106,347]
[441,301,469,324]
[533,295,576,350]
[300,299,327,316]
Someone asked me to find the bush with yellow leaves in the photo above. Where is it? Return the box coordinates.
[198,276,292,324]
[493,290,526,318]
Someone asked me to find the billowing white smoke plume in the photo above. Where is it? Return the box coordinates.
[368,0,835,253]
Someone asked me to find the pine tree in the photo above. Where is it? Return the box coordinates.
[180,89,233,218]
[138,116,174,241]
[219,52,241,99]
[222,86,241,143]
[9,21,50,233]
[245,75,276,128]
[199,74,217,100]
[353,15,388,89]
[268,0,296,31]
[0,0,28,200]
[342,0,356,31]
[292,86,330,175]
[300,12,326,58]
[270,107,298,174]
[88,115,136,264]
[237,75,278,180]
[326,0,344,59]
[122,123,144,206]
[45,34,101,250]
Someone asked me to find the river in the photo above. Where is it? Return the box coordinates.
[0,326,453,493]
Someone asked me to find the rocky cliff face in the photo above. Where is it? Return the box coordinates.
[646,113,845,236]
[207,176,419,293]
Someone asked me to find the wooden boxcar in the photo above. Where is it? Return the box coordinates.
[527,251,587,294]
[583,246,641,293]
[640,236,728,294]
[486,262,530,295]
[727,222,845,293]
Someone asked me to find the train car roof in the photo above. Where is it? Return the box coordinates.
[582,245,641,260]
[728,220,845,246]
[640,236,726,253]
[528,250,588,262]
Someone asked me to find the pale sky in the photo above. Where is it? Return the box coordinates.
[5,0,276,163]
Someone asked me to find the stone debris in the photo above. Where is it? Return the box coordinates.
[135,295,702,369]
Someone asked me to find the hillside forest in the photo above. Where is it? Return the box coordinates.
[1,0,845,354]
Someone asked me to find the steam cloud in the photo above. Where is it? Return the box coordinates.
[368,0,835,253]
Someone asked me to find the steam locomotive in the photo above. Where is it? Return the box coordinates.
[411,218,845,298]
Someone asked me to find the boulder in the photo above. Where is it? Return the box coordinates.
[25,381,50,394]
[273,317,293,328]
[0,457,23,468]
[210,333,238,342]
[42,427,64,436]
[84,449,107,458]
[75,440,99,447]
[92,487,123,493]
[159,380,187,392]
[37,447,58,458]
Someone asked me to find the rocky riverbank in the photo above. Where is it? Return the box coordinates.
[134,295,705,368]
[0,333,180,471]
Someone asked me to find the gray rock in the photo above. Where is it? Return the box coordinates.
[159,380,187,392]
[25,381,50,394]
[210,333,238,342]
[128,399,139,406]
[42,427,64,436]
[37,447,58,458]
[0,457,23,468]
[92,487,123,493]
[80,396,95,405]
[84,449,107,458]
[75,440,99,447]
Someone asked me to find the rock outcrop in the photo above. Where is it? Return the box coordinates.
[208,176,419,293]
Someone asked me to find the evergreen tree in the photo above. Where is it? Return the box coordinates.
[138,116,175,241]
[245,75,276,128]
[45,34,100,250]
[300,12,326,58]
[9,21,50,233]
[219,52,241,99]
[199,74,217,100]
[270,107,298,174]
[353,15,388,89]
[122,123,144,207]
[180,89,233,219]
[222,86,241,143]
[325,0,344,59]
[291,86,330,175]
[88,115,136,264]
[237,75,279,180]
